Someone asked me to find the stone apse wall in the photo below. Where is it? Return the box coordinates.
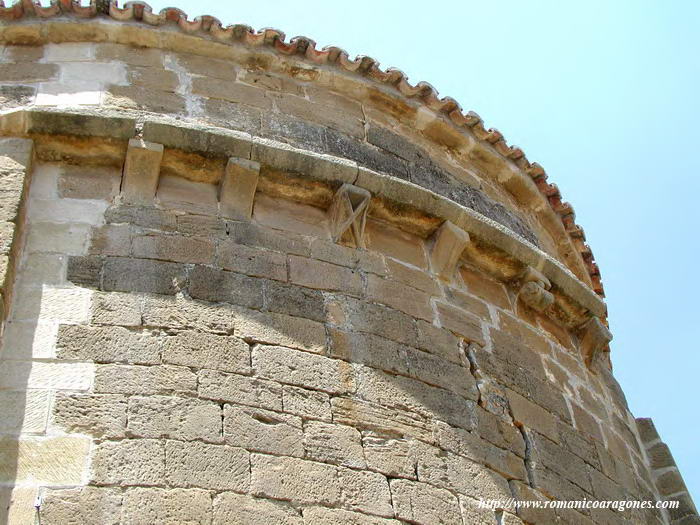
[0,6,697,525]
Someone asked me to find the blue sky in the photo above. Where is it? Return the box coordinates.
[144,0,699,499]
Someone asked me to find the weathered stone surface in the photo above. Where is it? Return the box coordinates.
[91,439,165,486]
[188,265,264,308]
[165,440,250,491]
[224,404,303,457]
[506,388,559,443]
[132,233,214,264]
[264,280,326,322]
[52,393,127,439]
[230,306,327,352]
[282,385,332,421]
[214,493,303,525]
[362,431,418,480]
[162,330,250,374]
[365,274,433,321]
[56,324,161,364]
[94,364,197,395]
[253,345,355,394]
[198,369,283,411]
[102,257,186,295]
[121,139,163,205]
[0,390,50,433]
[250,454,340,505]
[122,487,212,525]
[128,395,222,442]
[390,478,462,525]
[289,255,363,296]
[41,487,122,525]
[337,467,393,517]
[304,420,366,468]
[216,242,287,281]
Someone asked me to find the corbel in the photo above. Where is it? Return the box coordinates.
[578,317,612,369]
[517,266,554,312]
[121,138,164,205]
[430,221,470,281]
[219,157,260,220]
[328,183,371,248]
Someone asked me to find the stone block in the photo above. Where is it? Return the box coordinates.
[41,487,121,525]
[264,280,326,323]
[365,274,434,321]
[0,62,58,82]
[275,93,364,137]
[253,344,354,395]
[141,294,237,334]
[128,65,179,91]
[0,84,36,109]
[192,77,271,108]
[354,365,476,431]
[1,319,57,360]
[105,85,187,115]
[25,222,90,255]
[365,220,427,268]
[413,319,463,364]
[416,444,513,500]
[132,233,214,264]
[121,487,213,525]
[385,258,440,295]
[0,360,93,391]
[444,286,492,321]
[57,259,97,293]
[231,306,326,353]
[227,221,311,256]
[362,431,418,480]
[219,157,260,220]
[0,390,50,434]
[435,301,485,345]
[91,291,142,326]
[288,255,363,296]
[0,436,90,486]
[56,324,161,364]
[198,369,283,411]
[94,364,197,395]
[337,467,393,517]
[390,478,462,525]
[333,295,419,346]
[281,385,332,421]
[506,388,558,443]
[128,395,222,443]
[188,265,264,308]
[52,393,127,439]
[331,397,434,443]
[121,138,164,205]
[304,420,366,468]
[216,241,287,281]
[105,204,177,231]
[102,256,186,295]
[88,224,132,256]
[250,454,340,505]
[163,330,251,374]
[90,439,165,486]
[434,421,527,481]
[57,165,121,201]
[166,440,250,491]
[213,492,303,525]
[223,404,303,457]
[95,43,164,67]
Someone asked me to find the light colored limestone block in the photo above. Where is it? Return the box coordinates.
[219,157,260,220]
[121,139,163,205]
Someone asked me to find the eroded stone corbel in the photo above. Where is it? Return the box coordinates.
[578,317,612,369]
[121,138,163,205]
[517,266,554,312]
[430,221,470,281]
[328,183,371,248]
[219,157,260,220]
